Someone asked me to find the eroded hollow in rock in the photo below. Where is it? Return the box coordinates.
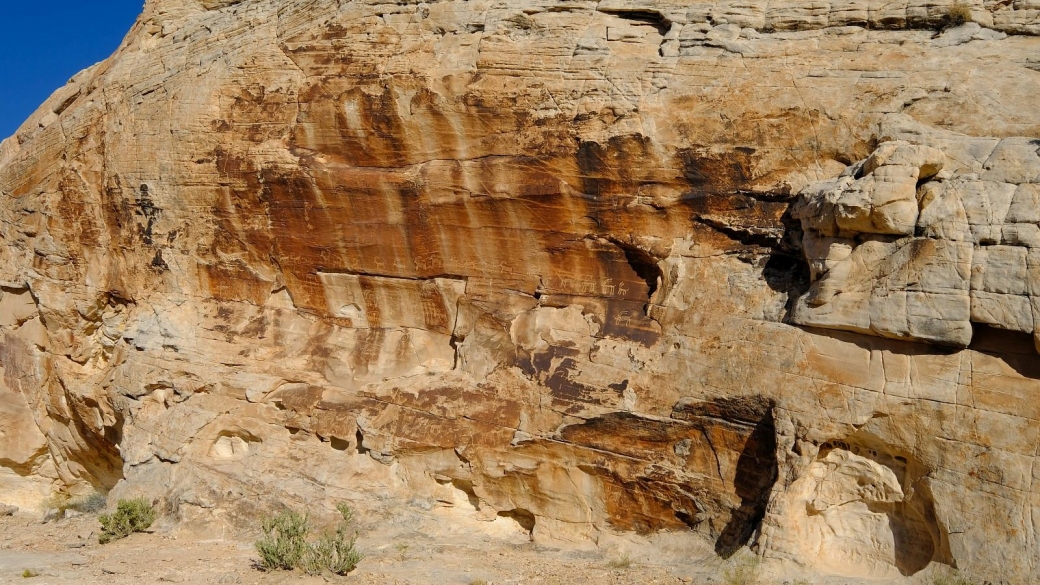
[355,429,369,456]
[784,434,952,578]
[606,237,662,302]
[552,396,778,548]
[672,396,779,557]
[329,436,351,451]
[451,479,481,511]
[968,324,1040,379]
[497,508,536,536]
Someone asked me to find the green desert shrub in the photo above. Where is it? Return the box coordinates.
[255,503,362,576]
[98,498,156,544]
[256,510,310,571]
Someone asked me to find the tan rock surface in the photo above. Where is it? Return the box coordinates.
[793,133,1040,350]
[0,0,1038,582]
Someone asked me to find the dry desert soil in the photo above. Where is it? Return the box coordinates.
[0,505,867,585]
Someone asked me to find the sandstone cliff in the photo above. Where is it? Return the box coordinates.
[1,0,1039,581]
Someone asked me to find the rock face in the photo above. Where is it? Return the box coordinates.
[792,138,1040,350]
[0,0,1038,581]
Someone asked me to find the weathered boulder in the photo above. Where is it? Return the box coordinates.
[792,136,1040,351]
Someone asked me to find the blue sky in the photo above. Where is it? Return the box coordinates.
[0,2,143,139]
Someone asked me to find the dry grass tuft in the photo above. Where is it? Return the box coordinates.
[605,553,635,570]
[721,554,760,585]
[940,2,973,29]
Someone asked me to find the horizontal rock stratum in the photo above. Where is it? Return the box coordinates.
[1,0,1039,581]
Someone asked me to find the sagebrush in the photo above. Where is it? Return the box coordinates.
[98,497,156,544]
[255,502,362,575]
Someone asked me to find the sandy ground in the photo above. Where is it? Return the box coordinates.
[0,507,894,585]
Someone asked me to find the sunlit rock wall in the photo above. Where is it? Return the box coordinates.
[1,0,1038,580]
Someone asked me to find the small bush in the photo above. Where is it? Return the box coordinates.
[98,498,156,544]
[605,553,634,569]
[256,510,310,571]
[43,491,107,515]
[41,493,65,511]
[21,569,38,578]
[69,492,107,514]
[255,503,362,576]
[940,3,973,30]
[301,529,362,576]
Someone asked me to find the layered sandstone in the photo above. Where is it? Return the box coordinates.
[1,0,1039,581]
[792,137,1040,349]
